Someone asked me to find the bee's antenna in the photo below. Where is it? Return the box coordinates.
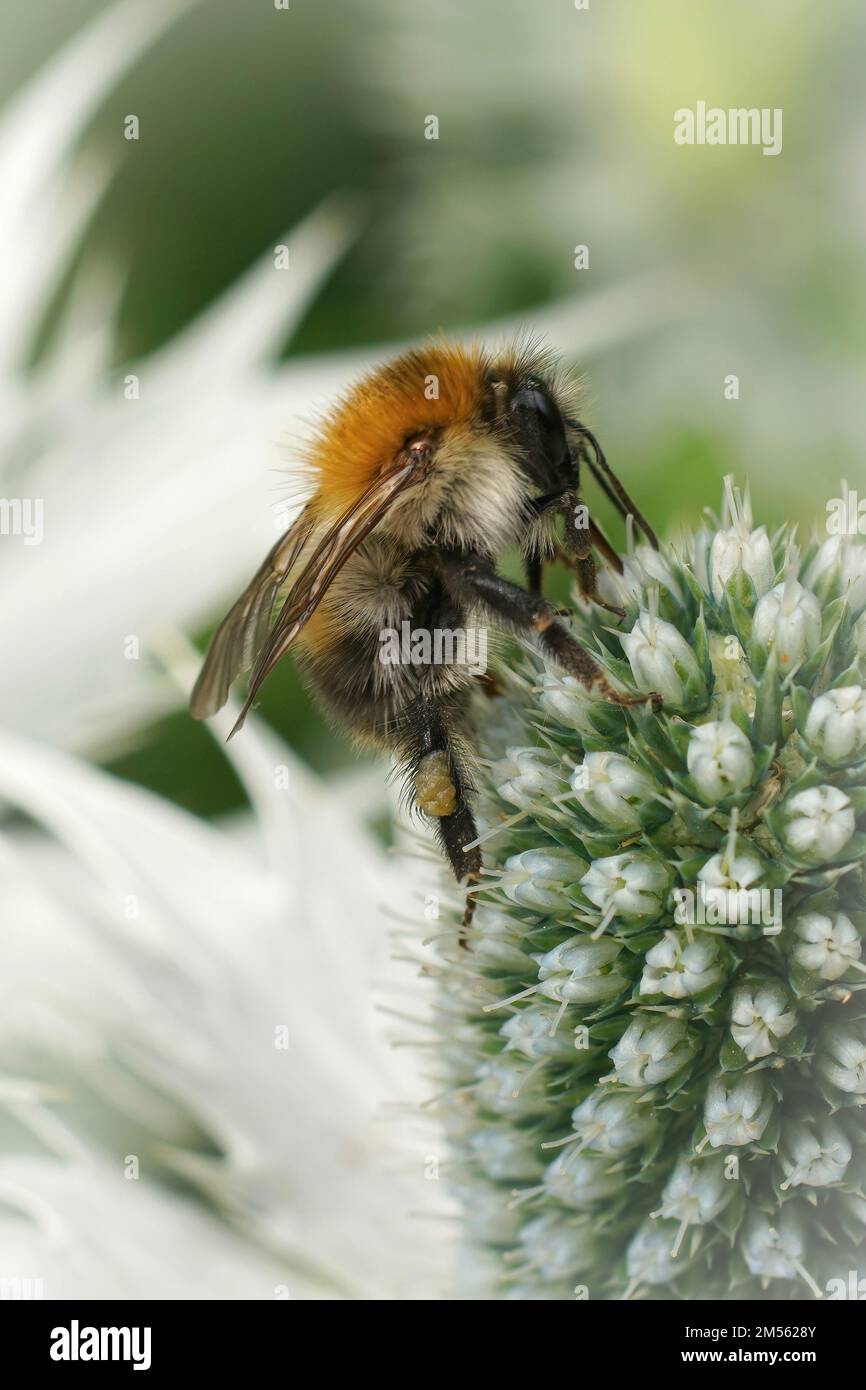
[576,426,659,550]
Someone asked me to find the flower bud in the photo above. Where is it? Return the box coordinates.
[499,847,584,912]
[804,686,866,766]
[817,1022,866,1096]
[687,719,754,803]
[804,534,866,613]
[658,1157,733,1231]
[535,936,627,1006]
[640,931,725,999]
[779,784,855,863]
[790,910,862,981]
[500,1005,580,1061]
[468,908,531,974]
[621,611,704,709]
[697,848,766,925]
[468,1126,544,1182]
[840,541,866,613]
[752,578,821,671]
[519,1213,599,1281]
[730,983,797,1060]
[607,1014,698,1087]
[567,1090,657,1156]
[779,1118,851,1190]
[475,1056,548,1118]
[572,751,661,831]
[625,1222,684,1286]
[740,1209,818,1295]
[452,1178,522,1245]
[580,851,669,920]
[542,1151,620,1210]
[703,1074,772,1148]
[538,673,599,737]
[490,746,568,810]
[710,523,774,603]
[606,542,686,608]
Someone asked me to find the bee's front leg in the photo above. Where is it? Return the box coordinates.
[560,492,626,620]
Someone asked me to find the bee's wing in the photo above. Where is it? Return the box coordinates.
[189,505,316,720]
[226,453,426,736]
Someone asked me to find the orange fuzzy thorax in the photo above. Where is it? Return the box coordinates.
[305,343,488,517]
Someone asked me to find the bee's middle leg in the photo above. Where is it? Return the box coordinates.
[439,556,661,712]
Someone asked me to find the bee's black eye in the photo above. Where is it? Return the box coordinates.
[508,384,570,484]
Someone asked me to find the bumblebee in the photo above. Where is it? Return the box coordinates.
[191,341,659,928]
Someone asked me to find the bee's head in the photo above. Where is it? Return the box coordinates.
[484,355,582,498]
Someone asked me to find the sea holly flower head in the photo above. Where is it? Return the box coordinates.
[434,488,866,1301]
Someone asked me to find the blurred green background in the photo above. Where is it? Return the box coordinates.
[8,0,865,819]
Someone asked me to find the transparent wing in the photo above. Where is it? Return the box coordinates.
[228,454,426,736]
[189,505,316,720]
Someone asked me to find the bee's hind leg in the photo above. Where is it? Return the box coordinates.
[403,696,481,944]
